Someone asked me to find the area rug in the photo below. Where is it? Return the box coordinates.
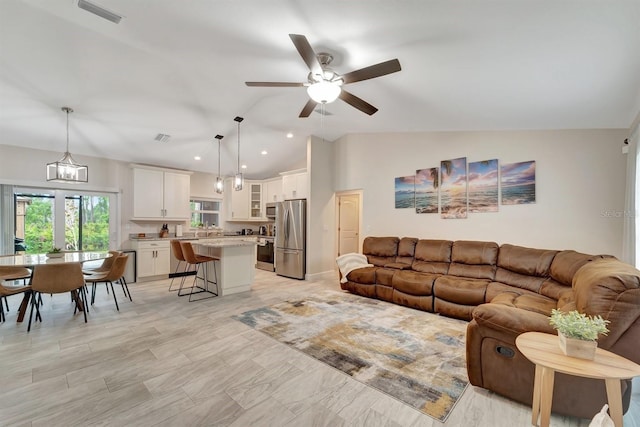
[232,290,469,422]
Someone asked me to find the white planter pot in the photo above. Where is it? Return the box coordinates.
[558,331,597,360]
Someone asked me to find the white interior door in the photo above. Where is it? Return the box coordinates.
[338,194,360,256]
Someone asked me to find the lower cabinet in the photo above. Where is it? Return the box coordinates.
[131,240,170,278]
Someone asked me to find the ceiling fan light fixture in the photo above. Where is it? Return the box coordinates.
[307,81,341,104]
[46,107,88,183]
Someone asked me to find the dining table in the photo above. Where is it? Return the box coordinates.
[0,251,112,322]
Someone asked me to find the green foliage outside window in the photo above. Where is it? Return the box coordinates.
[21,195,109,254]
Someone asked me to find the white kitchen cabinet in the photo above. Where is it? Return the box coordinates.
[227,180,264,220]
[132,167,191,220]
[281,172,308,200]
[229,181,249,219]
[249,183,262,219]
[264,178,283,203]
[131,240,170,278]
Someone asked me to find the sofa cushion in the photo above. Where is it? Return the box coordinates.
[363,236,399,267]
[549,250,596,286]
[495,244,557,292]
[346,266,377,284]
[391,270,437,296]
[434,298,475,320]
[497,244,557,276]
[412,239,452,274]
[383,262,412,270]
[448,240,498,280]
[434,276,489,306]
[392,290,433,312]
[485,281,539,302]
[375,268,396,286]
[490,292,557,316]
[395,237,418,266]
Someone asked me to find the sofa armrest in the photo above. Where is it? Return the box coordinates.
[472,303,556,336]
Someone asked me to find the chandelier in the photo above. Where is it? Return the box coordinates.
[46,107,88,183]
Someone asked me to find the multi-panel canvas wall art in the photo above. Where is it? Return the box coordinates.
[468,159,499,212]
[440,157,467,219]
[415,167,439,214]
[395,176,416,208]
[501,161,536,205]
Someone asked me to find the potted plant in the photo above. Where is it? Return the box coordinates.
[549,309,610,360]
[46,247,64,258]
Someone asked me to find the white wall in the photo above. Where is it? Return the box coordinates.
[333,129,628,258]
[306,135,336,276]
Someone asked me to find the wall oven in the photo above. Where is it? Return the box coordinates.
[256,236,275,271]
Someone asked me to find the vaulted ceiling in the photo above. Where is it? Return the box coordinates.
[1,0,639,179]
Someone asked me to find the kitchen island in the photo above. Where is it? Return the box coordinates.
[194,239,257,296]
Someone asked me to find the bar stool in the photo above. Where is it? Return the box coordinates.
[178,241,219,302]
[169,240,191,292]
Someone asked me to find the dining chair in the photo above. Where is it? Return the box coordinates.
[82,250,121,275]
[0,266,32,321]
[84,254,130,311]
[169,240,191,292]
[178,241,219,302]
[28,262,88,332]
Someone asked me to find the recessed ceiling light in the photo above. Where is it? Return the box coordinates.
[241,164,247,169]
[286,132,293,138]
[194,156,201,161]
[261,150,268,155]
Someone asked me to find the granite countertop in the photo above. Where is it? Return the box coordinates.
[195,239,258,248]
[128,234,261,241]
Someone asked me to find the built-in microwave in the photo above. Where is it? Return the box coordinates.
[266,203,276,219]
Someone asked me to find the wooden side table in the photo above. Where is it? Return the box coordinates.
[516,332,640,427]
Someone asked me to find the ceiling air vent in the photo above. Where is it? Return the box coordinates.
[77,0,123,24]
[154,133,171,143]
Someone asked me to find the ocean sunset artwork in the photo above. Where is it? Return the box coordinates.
[395,175,416,208]
[441,157,467,219]
[468,159,499,212]
[415,167,439,214]
[501,160,536,205]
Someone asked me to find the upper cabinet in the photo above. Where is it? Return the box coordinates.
[249,183,262,218]
[227,179,263,220]
[263,178,283,204]
[281,171,308,200]
[131,166,191,220]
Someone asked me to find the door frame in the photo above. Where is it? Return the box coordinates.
[334,189,363,265]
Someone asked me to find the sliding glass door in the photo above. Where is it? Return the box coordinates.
[15,189,113,254]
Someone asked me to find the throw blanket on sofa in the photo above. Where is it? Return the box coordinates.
[336,253,373,284]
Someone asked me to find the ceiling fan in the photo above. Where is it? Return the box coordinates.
[245,34,402,117]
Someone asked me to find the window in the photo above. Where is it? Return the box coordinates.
[190,199,221,228]
[15,189,112,253]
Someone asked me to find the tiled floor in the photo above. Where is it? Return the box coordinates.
[0,270,633,426]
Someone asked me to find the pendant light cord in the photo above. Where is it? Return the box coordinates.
[237,121,240,173]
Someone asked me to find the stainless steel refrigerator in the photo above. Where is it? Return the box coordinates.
[275,199,306,279]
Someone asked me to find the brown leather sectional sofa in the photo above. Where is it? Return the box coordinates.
[340,236,640,419]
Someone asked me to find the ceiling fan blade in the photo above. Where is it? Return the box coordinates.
[245,82,305,87]
[339,90,378,115]
[289,34,322,75]
[341,59,402,84]
[299,99,318,118]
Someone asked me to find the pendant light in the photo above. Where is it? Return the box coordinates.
[233,116,244,191]
[46,107,88,183]
[214,134,224,194]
